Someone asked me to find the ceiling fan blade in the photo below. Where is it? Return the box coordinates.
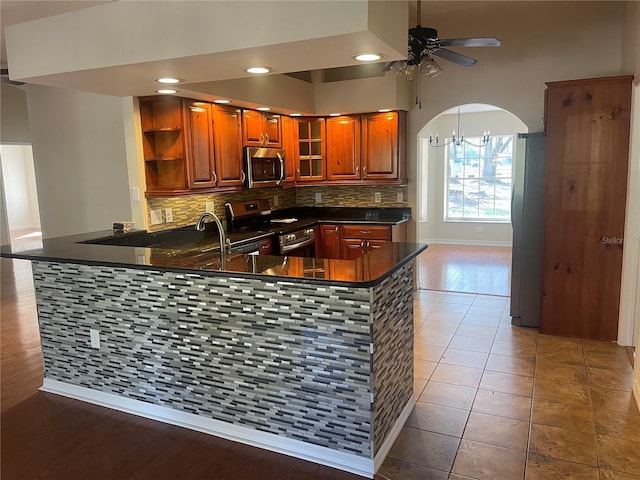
[439,37,501,47]
[430,48,477,67]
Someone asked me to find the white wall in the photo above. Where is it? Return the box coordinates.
[418,108,526,245]
[24,85,133,238]
[0,145,40,230]
[1,84,31,143]
[405,1,628,243]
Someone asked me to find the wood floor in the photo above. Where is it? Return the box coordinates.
[417,244,512,297]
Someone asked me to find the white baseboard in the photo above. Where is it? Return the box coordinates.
[420,238,512,247]
[41,379,377,477]
[373,394,416,471]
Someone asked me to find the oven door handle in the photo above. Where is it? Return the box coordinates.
[280,235,315,253]
[276,152,285,186]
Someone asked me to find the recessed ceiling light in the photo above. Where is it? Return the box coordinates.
[156,89,177,94]
[256,107,270,111]
[354,53,382,62]
[156,77,181,84]
[245,67,271,74]
[214,99,230,104]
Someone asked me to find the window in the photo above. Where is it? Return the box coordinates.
[445,135,513,221]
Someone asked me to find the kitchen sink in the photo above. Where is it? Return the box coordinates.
[80,227,222,252]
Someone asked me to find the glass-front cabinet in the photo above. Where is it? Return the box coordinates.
[296,118,325,181]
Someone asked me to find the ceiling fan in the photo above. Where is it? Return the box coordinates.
[384,1,501,80]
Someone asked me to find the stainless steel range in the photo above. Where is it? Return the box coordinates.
[278,227,315,256]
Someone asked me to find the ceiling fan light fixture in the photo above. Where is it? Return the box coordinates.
[420,56,444,78]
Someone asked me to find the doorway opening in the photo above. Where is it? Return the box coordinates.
[416,103,528,297]
[1,144,42,250]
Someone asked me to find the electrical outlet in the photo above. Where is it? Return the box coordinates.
[315,192,322,204]
[131,187,140,202]
[374,192,382,203]
[273,195,279,207]
[90,329,100,349]
[164,208,173,223]
[397,192,404,203]
[150,209,163,225]
[206,200,215,212]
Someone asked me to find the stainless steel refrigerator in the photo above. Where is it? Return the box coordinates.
[510,132,546,327]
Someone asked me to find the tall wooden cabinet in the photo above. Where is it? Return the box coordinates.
[326,115,361,180]
[185,100,215,189]
[212,104,244,188]
[541,75,633,341]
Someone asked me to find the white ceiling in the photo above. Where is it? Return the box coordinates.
[1,1,408,98]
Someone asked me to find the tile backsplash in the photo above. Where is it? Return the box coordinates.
[146,185,408,231]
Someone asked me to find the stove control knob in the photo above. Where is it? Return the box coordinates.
[305,228,314,236]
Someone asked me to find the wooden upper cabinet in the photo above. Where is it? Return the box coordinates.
[326,115,361,181]
[361,111,404,180]
[140,96,188,194]
[212,104,244,188]
[541,75,633,341]
[185,101,215,189]
[242,110,282,147]
[280,115,297,183]
[296,118,326,182]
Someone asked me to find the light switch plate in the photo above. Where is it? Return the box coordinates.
[206,200,215,212]
[165,208,173,223]
[273,195,279,207]
[314,192,322,204]
[374,192,382,203]
[150,209,163,225]
[397,192,404,203]
[131,187,140,202]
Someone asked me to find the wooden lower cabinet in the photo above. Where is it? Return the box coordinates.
[316,225,341,259]
[341,225,392,260]
[541,75,633,341]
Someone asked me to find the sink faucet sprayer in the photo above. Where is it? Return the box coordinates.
[195,211,231,269]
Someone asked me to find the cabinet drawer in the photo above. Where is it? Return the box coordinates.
[342,225,391,240]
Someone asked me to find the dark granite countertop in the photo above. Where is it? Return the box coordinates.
[0,207,425,287]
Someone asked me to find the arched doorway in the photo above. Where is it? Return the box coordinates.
[416,103,528,296]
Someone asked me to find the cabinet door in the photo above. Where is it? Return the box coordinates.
[296,118,326,181]
[317,225,341,259]
[212,104,244,187]
[263,113,282,147]
[185,101,215,189]
[361,112,402,180]
[258,238,273,255]
[341,239,366,260]
[341,225,392,241]
[326,115,361,180]
[242,110,265,146]
[280,115,297,182]
[541,75,633,341]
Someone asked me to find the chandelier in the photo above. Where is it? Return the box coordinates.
[429,107,490,148]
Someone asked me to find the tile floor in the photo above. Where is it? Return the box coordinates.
[378,290,640,480]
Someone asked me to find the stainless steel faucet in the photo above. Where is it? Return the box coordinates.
[195,211,230,269]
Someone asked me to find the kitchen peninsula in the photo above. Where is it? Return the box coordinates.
[1,217,426,478]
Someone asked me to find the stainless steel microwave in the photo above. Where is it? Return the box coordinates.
[245,147,286,188]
